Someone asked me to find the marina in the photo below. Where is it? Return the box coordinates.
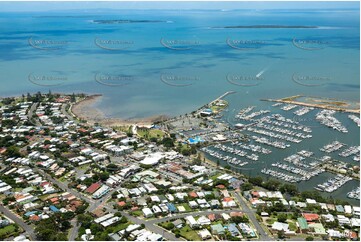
[320,141,345,153]
[315,174,352,193]
[294,106,314,116]
[213,143,259,161]
[316,110,348,133]
[261,168,301,183]
[237,109,270,120]
[200,147,249,167]
[185,97,358,204]
[250,135,289,149]
[236,142,272,155]
[347,187,360,200]
[271,162,324,181]
[280,104,298,111]
[348,114,360,127]
[339,146,360,158]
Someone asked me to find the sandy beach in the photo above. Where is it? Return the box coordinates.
[71,95,169,127]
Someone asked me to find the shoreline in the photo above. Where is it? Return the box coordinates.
[71,94,169,127]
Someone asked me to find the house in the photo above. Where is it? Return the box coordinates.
[208,214,216,222]
[335,205,345,213]
[85,183,101,194]
[142,208,153,218]
[211,223,225,235]
[197,216,211,225]
[186,216,199,229]
[166,203,177,213]
[221,213,231,221]
[230,211,244,218]
[210,199,220,208]
[152,205,162,214]
[172,219,184,229]
[108,232,121,241]
[198,229,212,240]
[337,215,351,226]
[177,206,186,213]
[344,205,353,214]
[327,204,336,211]
[150,195,160,203]
[302,213,319,222]
[49,205,59,213]
[353,206,360,217]
[228,223,240,236]
[309,223,327,235]
[189,201,198,209]
[306,198,317,205]
[0,219,10,228]
[92,185,110,199]
[189,191,198,198]
[271,222,289,232]
[321,214,335,223]
[297,217,309,233]
[239,223,257,238]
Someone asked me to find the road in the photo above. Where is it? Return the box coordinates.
[68,218,80,241]
[0,206,36,240]
[103,203,184,241]
[27,103,41,126]
[232,191,273,241]
[61,103,75,121]
[35,167,177,240]
[33,167,94,205]
[150,209,244,224]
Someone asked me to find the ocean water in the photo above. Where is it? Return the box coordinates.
[0,9,359,118]
[0,8,359,203]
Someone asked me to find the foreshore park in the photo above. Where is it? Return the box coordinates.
[0,91,359,241]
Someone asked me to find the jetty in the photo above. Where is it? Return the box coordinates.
[210,91,236,105]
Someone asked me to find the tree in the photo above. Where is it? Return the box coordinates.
[162,137,174,148]
[4,146,22,157]
[277,213,287,223]
[61,221,71,231]
[277,230,286,239]
[241,182,253,191]
[306,236,314,241]
[35,218,58,241]
[98,172,109,181]
[77,214,93,228]
[120,216,128,223]
[249,176,263,186]
[280,183,299,196]
[107,164,118,171]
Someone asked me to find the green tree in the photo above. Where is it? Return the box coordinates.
[277,213,287,223]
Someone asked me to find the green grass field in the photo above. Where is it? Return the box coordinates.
[180,225,201,241]
[0,224,21,239]
[137,128,165,140]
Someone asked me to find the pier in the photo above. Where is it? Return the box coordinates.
[210,91,236,105]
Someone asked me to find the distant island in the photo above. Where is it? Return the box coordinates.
[92,19,167,24]
[216,25,318,29]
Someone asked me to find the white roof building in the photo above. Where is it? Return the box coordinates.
[142,208,154,218]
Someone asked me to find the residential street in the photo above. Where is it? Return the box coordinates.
[0,206,36,241]
[232,191,273,241]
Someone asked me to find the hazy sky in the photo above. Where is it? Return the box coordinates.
[0,1,359,12]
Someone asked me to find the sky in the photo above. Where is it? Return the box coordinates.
[0,1,359,12]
